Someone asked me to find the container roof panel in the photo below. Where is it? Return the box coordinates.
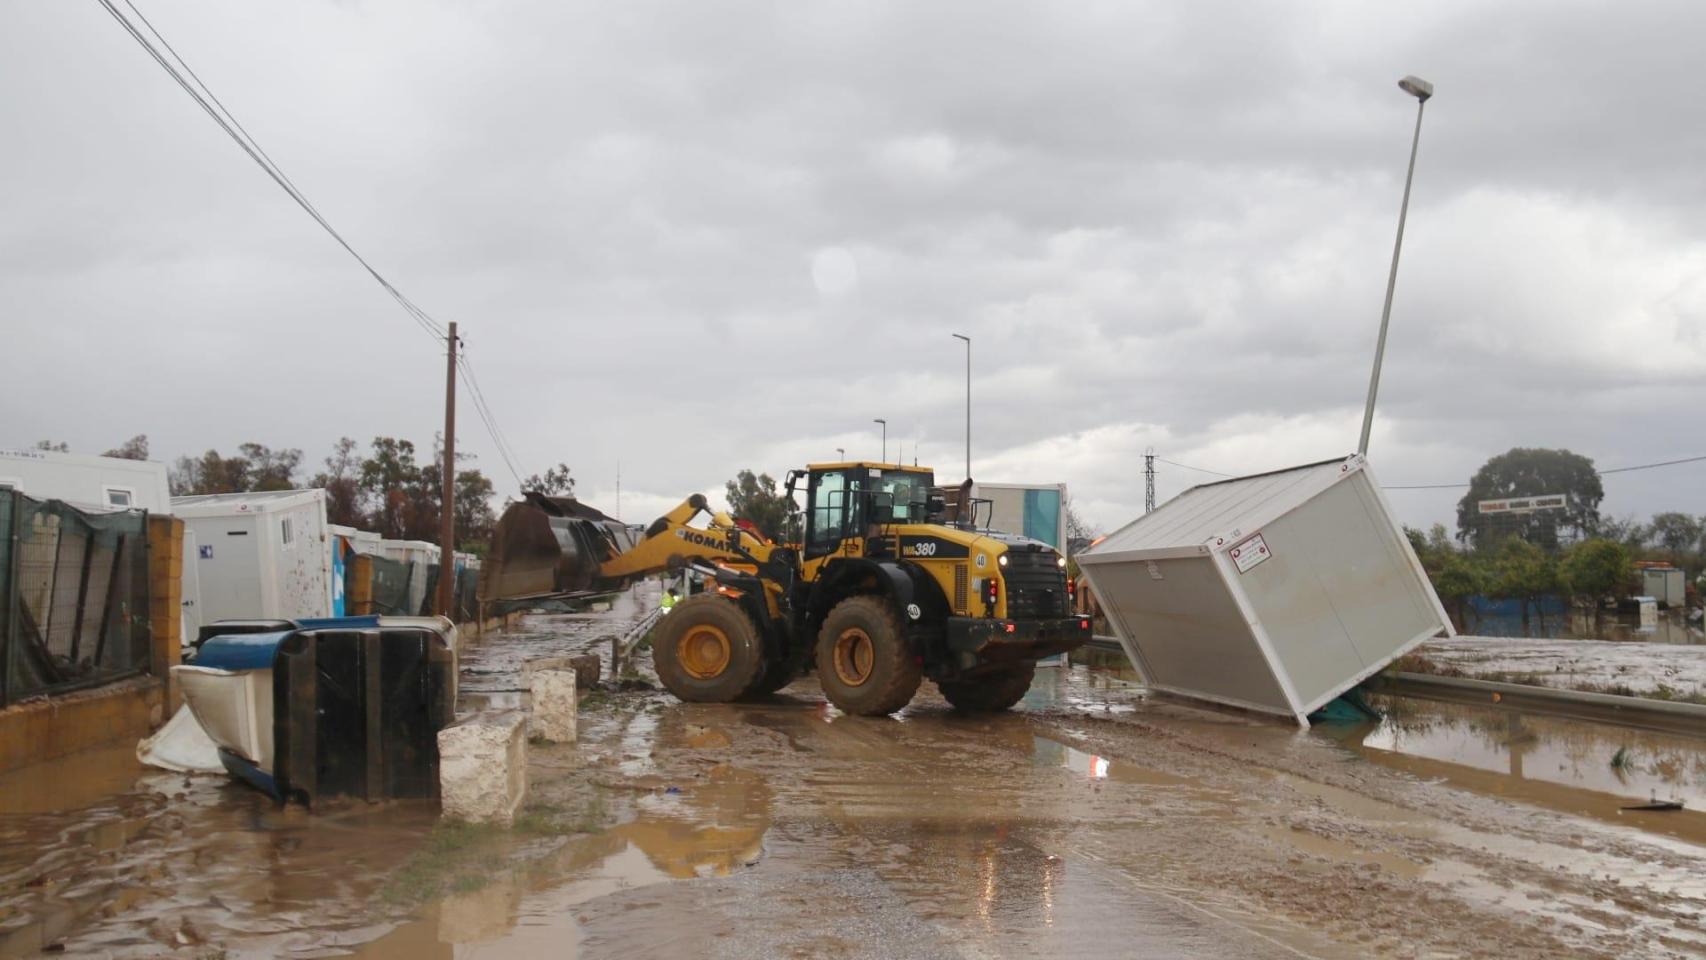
[171,488,327,516]
[1086,457,1351,557]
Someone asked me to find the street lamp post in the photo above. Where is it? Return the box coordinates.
[873,419,887,464]
[951,333,970,480]
[1358,75,1433,457]
[836,447,845,460]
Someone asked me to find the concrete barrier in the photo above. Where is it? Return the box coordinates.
[438,711,527,825]
[529,667,578,744]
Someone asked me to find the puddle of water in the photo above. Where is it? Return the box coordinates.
[1468,611,1703,645]
[1346,696,1706,812]
[0,744,145,817]
[350,761,771,959]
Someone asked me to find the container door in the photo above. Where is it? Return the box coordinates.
[180,527,204,644]
[193,516,264,621]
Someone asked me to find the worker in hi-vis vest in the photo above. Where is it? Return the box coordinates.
[660,587,679,614]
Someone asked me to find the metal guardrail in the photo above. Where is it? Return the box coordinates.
[610,607,662,678]
[1082,634,1706,738]
[1369,671,1706,738]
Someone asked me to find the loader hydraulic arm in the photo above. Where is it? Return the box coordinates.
[598,493,776,582]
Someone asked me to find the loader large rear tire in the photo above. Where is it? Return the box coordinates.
[937,662,1036,713]
[815,595,921,716]
[652,595,765,703]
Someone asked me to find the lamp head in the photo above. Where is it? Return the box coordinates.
[1398,76,1433,102]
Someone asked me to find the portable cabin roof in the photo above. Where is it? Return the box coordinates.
[172,488,327,517]
[1082,457,1351,563]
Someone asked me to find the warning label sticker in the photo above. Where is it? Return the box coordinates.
[1229,533,1271,574]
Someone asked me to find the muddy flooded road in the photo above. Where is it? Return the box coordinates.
[4,600,1706,958]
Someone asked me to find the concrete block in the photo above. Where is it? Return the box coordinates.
[529,668,577,744]
[525,654,601,692]
[437,711,527,826]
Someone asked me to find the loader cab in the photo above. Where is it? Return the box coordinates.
[799,462,935,561]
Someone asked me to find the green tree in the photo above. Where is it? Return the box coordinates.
[1406,523,1487,630]
[1594,514,1648,549]
[453,468,497,552]
[102,435,149,460]
[522,462,575,496]
[238,443,302,491]
[1562,538,1633,622]
[311,437,366,528]
[1490,538,1565,634]
[1456,448,1603,551]
[360,437,427,540]
[1646,512,1702,556]
[725,469,798,542]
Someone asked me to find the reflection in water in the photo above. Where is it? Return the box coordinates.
[1330,696,1706,810]
[1468,611,1702,645]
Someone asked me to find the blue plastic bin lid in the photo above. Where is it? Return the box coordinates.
[195,630,293,671]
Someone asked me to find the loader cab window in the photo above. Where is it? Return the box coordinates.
[805,469,856,559]
[872,469,934,522]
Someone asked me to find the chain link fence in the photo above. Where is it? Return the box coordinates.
[0,492,152,706]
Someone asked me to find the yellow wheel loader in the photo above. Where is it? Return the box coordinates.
[599,462,1090,716]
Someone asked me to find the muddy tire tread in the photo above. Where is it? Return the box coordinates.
[815,595,921,716]
[937,662,1037,713]
[652,594,766,703]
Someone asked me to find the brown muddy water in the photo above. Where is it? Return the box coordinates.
[4,602,1706,958]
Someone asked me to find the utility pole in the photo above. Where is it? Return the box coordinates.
[952,334,970,480]
[1144,448,1156,514]
[437,322,458,618]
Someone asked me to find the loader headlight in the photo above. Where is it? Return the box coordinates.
[1057,556,1068,569]
[997,554,1008,567]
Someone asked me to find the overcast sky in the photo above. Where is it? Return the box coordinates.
[4,0,1704,534]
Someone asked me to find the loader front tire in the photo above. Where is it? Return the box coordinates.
[815,595,921,716]
[652,595,765,703]
[740,657,796,700]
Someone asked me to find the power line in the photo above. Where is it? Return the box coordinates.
[94,0,445,342]
[1599,453,1706,475]
[1383,453,1706,490]
[100,1,538,489]
[455,350,526,487]
[1154,457,1232,478]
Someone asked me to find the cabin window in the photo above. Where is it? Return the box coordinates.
[103,486,135,508]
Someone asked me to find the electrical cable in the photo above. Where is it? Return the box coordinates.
[1154,457,1232,478]
[95,0,446,341]
[99,1,540,486]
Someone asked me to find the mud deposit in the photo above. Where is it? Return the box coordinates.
[4,598,1706,958]
[1419,635,1706,695]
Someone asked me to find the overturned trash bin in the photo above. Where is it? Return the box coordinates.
[1077,455,1451,725]
[176,616,457,806]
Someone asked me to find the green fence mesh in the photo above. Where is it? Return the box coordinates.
[1,492,151,706]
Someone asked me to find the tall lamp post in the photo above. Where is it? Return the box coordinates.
[873,419,887,464]
[1358,75,1434,457]
[836,447,845,460]
[951,333,970,480]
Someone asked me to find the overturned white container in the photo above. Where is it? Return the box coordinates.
[1078,455,1451,725]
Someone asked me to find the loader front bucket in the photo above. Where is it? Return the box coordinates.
[479,493,635,605]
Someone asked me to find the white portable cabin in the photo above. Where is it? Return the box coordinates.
[1640,567,1685,608]
[330,524,383,557]
[971,481,1069,553]
[0,448,171,513]
[173,489,333,626]
[379,539,440,616]
[1077,455,1452,725]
